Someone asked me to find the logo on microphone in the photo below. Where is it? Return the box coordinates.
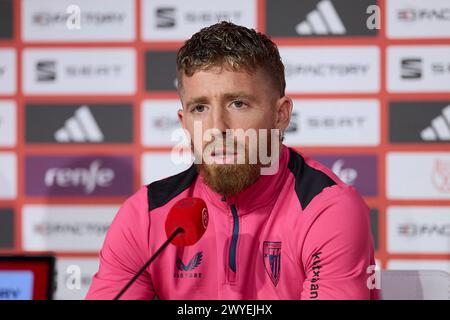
[174,251,204,279]
[201,208,208,230]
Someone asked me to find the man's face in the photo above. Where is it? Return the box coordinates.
[177,66,292,196]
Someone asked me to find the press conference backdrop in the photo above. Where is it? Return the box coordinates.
[0,0,449,299]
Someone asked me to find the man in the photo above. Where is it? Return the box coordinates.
[86,22,379,300]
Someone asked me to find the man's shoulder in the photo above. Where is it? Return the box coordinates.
[286,147,349,211]
[146,164,198,211]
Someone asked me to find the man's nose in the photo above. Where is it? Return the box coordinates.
[210,107,229,135]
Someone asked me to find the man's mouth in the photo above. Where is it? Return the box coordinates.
[210,149,237,156]
[209,149,239,164]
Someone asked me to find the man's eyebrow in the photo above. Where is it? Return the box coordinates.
[185,96,209,109]
[222,92,258,102]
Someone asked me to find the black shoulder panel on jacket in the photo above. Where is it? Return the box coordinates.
[147,164,198,211]
[287,148,337,210]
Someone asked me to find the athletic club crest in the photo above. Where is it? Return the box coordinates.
[263,241,281,287]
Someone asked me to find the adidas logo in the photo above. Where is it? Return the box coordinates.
[296,0,346,35]
[421,105,450,141]
[54,105,104,142]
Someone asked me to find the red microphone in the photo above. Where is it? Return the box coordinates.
[113,197,208,300]
[165,197,208,246]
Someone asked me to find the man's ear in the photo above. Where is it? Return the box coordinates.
[275,96,293,132]
[177,108,185,128]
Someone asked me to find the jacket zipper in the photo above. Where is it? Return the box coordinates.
[221,195,239,282]
[229,204,239,274]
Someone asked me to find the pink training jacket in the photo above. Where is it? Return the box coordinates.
[86,145,379,300]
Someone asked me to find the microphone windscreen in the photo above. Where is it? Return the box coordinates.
[165,197,209,246]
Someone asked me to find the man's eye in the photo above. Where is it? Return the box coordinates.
[231,101,246,109]
[193,105,206,113]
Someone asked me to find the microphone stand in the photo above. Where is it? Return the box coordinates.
[113,227,184,300]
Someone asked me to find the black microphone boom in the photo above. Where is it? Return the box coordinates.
[113,227,184,300]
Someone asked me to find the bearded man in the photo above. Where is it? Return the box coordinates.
[86,21,378,300]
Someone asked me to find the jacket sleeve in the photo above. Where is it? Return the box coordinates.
[300,186,378,300]
[85,187,155,300]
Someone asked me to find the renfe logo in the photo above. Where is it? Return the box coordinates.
[312,154,378,196]
[44,160,113,194]
[25,156,133,196]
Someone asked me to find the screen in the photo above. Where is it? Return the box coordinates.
[0,256,55,300]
